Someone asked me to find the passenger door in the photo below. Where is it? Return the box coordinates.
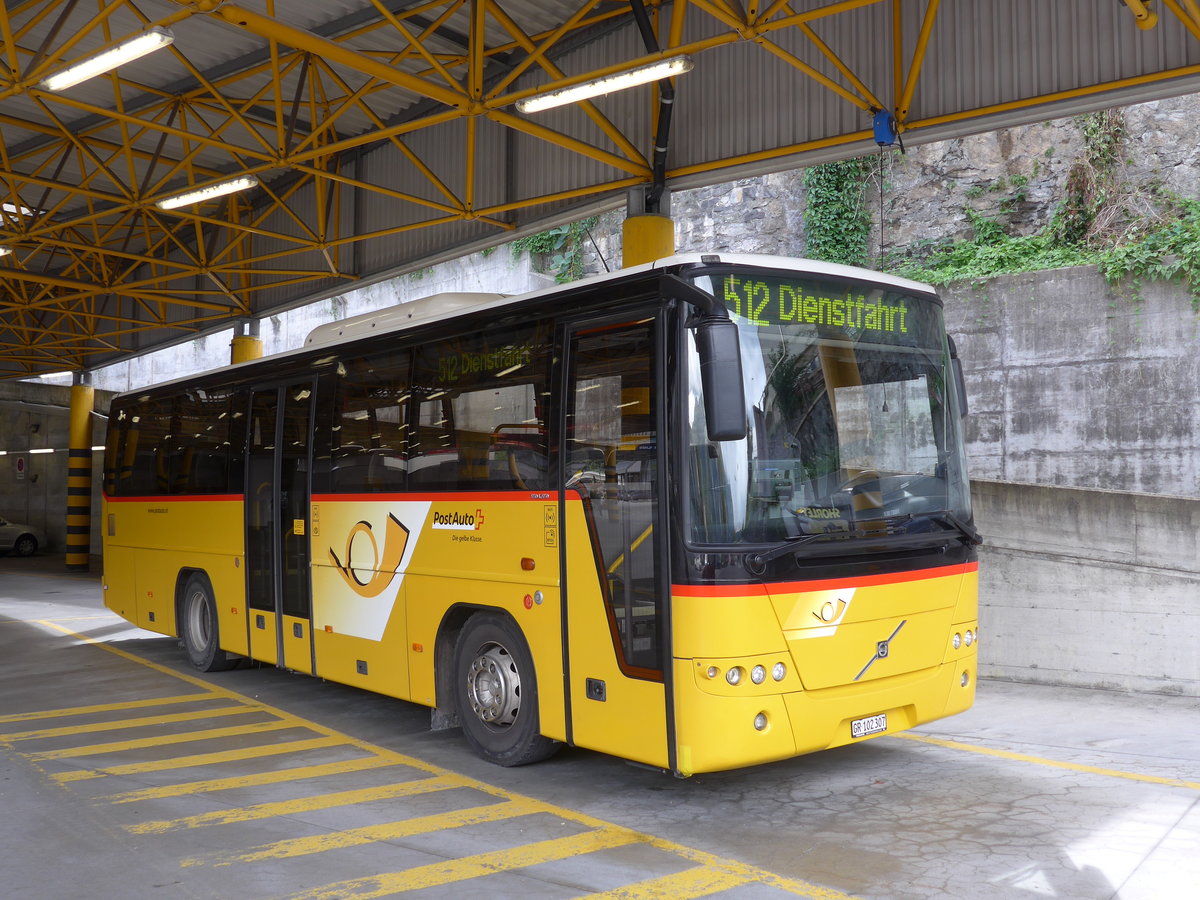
[562,314,670,768]
[245,381,315,673]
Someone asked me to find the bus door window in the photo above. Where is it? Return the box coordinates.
[566,320,662,676]
[246,390,277,615]
[280,383,313,620]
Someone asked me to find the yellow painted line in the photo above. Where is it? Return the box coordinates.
[1,704,257,741]
[40,620,857,900]
[895,733,1200,791]
[104,754,399,803]
[287,828,639,900]
[186,797,550,869]
[129,772,462,834]
[0,693,217,726]
[584,864,753,899]
[27,719,297,760]
[53,735,351,783]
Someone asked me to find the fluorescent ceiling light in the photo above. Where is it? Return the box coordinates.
[516,55,693,114]
[0,246,12,257]
[156,175,261,211]
[2,203,36,217]
[39,26,175,92]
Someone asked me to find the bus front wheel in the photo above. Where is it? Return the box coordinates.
[180,574,237,673]
[453,613,558,766]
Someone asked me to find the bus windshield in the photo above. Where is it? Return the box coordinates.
[686,269,972,547]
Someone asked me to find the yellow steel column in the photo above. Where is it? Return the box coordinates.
[231,320,264,364]
[66,373,95,573]
[622,213,675,267]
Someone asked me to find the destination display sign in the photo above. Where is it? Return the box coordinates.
[720,273,911,336]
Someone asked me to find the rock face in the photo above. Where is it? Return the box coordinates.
[588,93,1200,265]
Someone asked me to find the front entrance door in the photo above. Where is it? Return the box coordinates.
[562,314,670,768]
[245,381,315,673]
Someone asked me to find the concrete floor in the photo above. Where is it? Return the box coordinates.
[2,554,1197,900]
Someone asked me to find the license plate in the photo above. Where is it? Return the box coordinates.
[851,713,887,738]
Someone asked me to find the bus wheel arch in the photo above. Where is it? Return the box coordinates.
[449,608,559,766]
[176,570,238,673]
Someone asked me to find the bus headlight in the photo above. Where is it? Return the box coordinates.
[726,666,744,686]
[706,665,719,679]
[750,665,766,685]
[772,662,787,681]
[952,633,962,650]
[753,712,768,731]
[965,629,975,647]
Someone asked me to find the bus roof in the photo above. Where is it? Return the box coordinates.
[114,253,937,398]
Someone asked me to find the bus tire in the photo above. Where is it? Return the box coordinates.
[179,574,237,673]
[453,612,559,767]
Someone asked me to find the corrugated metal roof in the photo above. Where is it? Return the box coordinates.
[3,0,1200,376]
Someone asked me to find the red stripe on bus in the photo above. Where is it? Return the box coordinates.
[103,493,244,502]
[311,491,559,503]
[672,562,979,597]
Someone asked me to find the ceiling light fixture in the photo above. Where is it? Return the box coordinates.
[516,55,694,114]
[0,246,13,258]
[39,26,175,92]
[156,175,261,211]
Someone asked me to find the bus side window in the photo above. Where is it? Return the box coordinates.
[409,323,551,492]
[330,351,412,493]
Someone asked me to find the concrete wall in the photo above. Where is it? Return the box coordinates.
[0,383,113,555]
[944,266,1200,498]
[974,479,1200,696]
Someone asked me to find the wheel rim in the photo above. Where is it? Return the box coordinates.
[15,537,34,556]
[186,589,211,650]
[465,642,521,727]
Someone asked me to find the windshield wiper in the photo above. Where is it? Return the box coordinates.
[921,511,983,546]
[743,511,981,572]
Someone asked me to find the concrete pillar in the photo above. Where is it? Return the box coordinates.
[231,319,263,364]
[621,187,675,268]
[66,372,94,572]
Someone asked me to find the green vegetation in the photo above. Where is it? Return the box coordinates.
[511,216,599,283]
[882,109,1200,308]
[803,156,874,267]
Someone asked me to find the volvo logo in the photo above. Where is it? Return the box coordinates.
[854,620,907,681]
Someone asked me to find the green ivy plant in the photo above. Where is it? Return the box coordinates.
[511,216,599,283]
[803,156,873,267]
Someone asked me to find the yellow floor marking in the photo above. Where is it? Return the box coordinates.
[104,754,399,803]
[129,772,462,834]
[28,719,296,760]
[52,735,351,783]
[1,704,257,741]
[185,797,550,869]
[287,828,639,900]
[0,693,215,726]
[37,619,859,900]
[584,864,753,899]
[895,733,1200,791]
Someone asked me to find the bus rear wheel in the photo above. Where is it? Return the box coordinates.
[453,612,558,766]
[180,574,237,672]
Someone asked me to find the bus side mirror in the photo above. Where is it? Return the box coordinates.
[948,335,969,417]
[695,315,747,441]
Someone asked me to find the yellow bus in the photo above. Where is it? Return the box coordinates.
[102,253,980,775]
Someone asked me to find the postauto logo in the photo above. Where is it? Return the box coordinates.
[431,508,484,531]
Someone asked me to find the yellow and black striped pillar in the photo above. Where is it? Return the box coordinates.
[66,373,94,572]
